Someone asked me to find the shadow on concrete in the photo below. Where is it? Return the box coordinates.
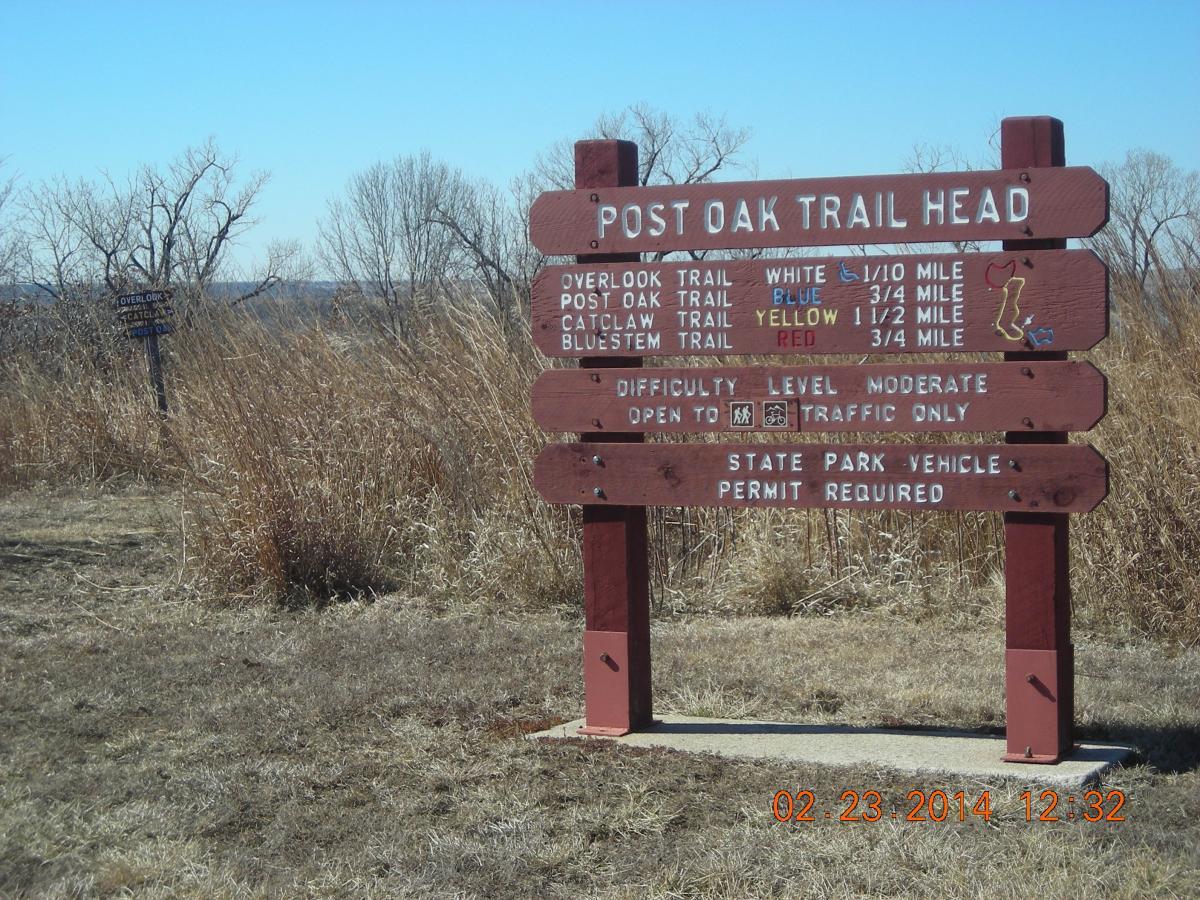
[648,721,984,739]
[1079,722,1200,775]
[646,719,1137,767]
[650,719,1200,774]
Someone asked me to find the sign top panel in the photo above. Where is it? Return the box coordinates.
[529,167,1108,256]
[115,289,172,308]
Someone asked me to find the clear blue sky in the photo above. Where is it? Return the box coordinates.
[3,0,1198,272]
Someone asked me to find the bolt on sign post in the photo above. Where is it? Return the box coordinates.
[115,290,174,415]
[529,117,1110,763]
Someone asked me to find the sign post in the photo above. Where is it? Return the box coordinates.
[575,141,654,736]
[144,329,168,416]
[1000,117,1079,763]
[531,117,1109,763]
[114,289,174,415]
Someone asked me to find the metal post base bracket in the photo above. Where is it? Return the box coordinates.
[578,630,658,736]
[1002,647,1075,764]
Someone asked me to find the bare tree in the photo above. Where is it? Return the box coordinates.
[320,108,751,337]
[318,151,464,337]
[534,103,751,190]
[1087,150,1200,300]
[0,159,31,350]
[0,159,20,289]
[22,140,287,311]
[18,177,87,302]
[899,141,986,256]
[1166,214,1200,303]
[529,104,753,266]
[428,171,548,333]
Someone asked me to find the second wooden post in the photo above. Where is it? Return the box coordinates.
[1001,115,1077,762]
[574,140,654,735]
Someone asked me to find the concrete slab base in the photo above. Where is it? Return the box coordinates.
[529,716,1136,787]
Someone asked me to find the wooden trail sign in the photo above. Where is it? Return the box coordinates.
[532,361,1106,434]
[530,167,1108,256]
[533,249,1107,356]
[535,442,1108,514]
[534,118,1110,762]
[115,289,174,415]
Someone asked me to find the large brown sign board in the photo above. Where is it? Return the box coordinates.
[533,249,1107,356]
[533,121,1111,759]
[532,361,1105,434]
[535,442,1107,513]
[529,167,1109,256]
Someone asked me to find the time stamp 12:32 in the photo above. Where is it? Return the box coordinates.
[771,789,1127,824]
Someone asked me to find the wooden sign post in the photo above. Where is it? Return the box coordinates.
[1000,117,1076,763]
[531,117,1109,763]
[574,141,654,736]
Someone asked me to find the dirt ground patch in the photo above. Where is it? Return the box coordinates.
[1,485,1198,898]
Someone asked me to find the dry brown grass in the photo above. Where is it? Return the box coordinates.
[1,487,1198,898]
[1,282,1198,641]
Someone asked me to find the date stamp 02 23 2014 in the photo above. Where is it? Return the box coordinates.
[771,788,1128,825]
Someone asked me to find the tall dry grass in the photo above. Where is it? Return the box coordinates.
[1,282,1197,639]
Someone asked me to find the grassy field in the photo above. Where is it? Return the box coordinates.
[2,484,1197,898]
[3,288,1198,640]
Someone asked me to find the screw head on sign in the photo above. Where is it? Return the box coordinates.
[1025,674,1036,683]
[592,455,602,465]
[589,193,599,203]
[1008,490,1020,501]
[589,240,599,249]
[591,418,601,427]
[590,373,600,383]
[1022,417,1034,427]
[599,652,611,662]
[1008,459,1019,470]
[1021,367,1033,377]
[1020,172,1031,183]
[593,487,604,498]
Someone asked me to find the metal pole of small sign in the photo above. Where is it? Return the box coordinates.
[144,328,168,415]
